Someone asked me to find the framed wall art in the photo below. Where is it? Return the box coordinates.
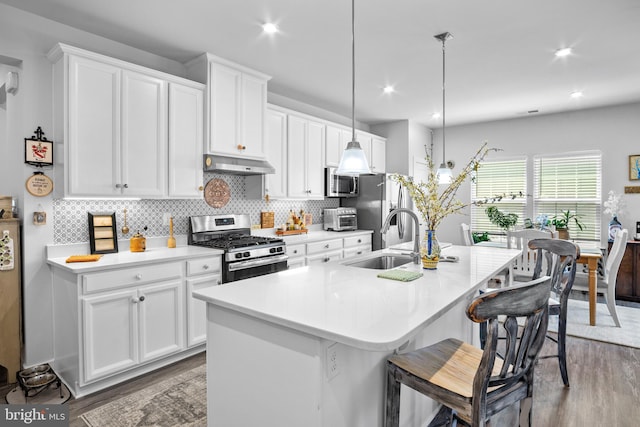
[630,155,640,181]
[88,212,118,254]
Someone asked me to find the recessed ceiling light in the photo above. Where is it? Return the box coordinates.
[570,91,583,99]
[431,112,441,119]
[555,47,572,57]
[383,85,394,94]
[262,23,279,34]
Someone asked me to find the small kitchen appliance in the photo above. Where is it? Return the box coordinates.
[188,214,288,283]
[323,207,358,231]
[325,167,359,197]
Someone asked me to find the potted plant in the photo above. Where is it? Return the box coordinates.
[550,210,585,239]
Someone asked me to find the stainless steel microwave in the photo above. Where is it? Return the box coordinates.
[325,167,359,198]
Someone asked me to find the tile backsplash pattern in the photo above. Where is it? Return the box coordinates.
[53,173,339,244]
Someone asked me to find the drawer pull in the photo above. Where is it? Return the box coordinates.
[358,239,362,243]
[293,250,298,254]
[135,274,142,280]
[203,264,210,270]
[324,257,330,262]
[324,244,330,249]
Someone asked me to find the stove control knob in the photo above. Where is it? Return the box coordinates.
[243,252,250,258]
[277,247,283,252]
[269,248,276,254]
[235,253,243,259]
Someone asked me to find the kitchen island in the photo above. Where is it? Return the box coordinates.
[193,244,520,427]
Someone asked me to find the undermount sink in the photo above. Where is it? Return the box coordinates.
[343,254,414,270]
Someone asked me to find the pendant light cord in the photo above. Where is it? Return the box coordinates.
[351,0,356,143]
[441,36,446,166]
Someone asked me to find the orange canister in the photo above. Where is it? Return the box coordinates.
[130,231,146,252]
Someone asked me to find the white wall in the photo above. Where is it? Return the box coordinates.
[431,102,640,246]
[0,3,190,367]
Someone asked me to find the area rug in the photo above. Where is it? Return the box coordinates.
[547,299,640,349]
[80,364,206,427]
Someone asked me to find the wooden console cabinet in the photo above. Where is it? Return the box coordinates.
[613,240,640,302]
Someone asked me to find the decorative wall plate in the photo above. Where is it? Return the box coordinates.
[204,178,231,208]
[25,172,54,197]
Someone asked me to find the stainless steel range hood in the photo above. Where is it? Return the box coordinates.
[203,154,275,175]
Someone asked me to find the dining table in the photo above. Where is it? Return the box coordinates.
[478,239,603,326]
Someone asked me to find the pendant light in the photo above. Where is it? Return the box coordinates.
[335,0,371,176]
[435,32,453,184]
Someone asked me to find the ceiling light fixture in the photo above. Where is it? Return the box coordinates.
[570,91,584,99]
[434,31,453,185]
[383,85,395,94]
[262,22,279,34]
[555,47,572,57]
[336,0,371,176]
[431,112,441,120]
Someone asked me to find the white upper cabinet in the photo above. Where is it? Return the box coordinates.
[48,43,204,199]
[287,114,325,199]
[186,54,271,159]
[370,136,386,173]
[168,83,205,198]
[121,70,167,198]
[325,125,352,167]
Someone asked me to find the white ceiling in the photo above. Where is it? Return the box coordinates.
[3,0,640,127]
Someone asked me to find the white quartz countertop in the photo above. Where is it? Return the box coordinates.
[47,245,222,274]
[193,245,520,351]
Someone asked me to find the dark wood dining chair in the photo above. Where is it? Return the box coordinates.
[527,238,580,387]
[385,275,552,427]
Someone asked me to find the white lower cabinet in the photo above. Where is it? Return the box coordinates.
[343,234,372,259]
[51,253,221,397]
[186,256,222,347]
[286,243,307,269]
[82,277,184,384]
[286,234,372,269]
[306,238,343,265]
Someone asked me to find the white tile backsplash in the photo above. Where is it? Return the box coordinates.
[53,173,339,244]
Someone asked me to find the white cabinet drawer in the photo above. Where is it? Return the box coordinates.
[83,262,182,294]
[287,243,306,258]
[343,234,371,248]
[306,239,343,255]
[306,250,342,265]
[186,256,221,277]
[343,246,372,259]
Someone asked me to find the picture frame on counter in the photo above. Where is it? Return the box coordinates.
[88,212,118,254]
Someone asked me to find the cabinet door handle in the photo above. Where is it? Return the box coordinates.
[324,257,330,262]
[139,295,145,302]
[237,144,246,151]
[216,279,222,285]
[132,297,139,303]
[135,273,142,280]
[115,184,122,189]
[198,186,204,191]
[123,184,129,189]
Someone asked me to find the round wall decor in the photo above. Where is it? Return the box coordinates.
[204,178,230,208]
[25,172,54,197]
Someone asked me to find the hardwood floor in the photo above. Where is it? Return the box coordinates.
[3,339,639,426]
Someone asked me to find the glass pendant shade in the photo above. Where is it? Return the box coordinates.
[336,0,372,176]
[336,139,371,176]
[437,163,453,184]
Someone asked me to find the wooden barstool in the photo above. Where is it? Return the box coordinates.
[385,276,552,427]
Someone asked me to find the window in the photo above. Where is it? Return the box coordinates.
[471,158,527,234]
[533,151,602,241]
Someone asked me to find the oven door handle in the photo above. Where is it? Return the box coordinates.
[227,254,289,271]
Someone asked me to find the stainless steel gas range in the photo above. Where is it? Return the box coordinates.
[188,214,288,283]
